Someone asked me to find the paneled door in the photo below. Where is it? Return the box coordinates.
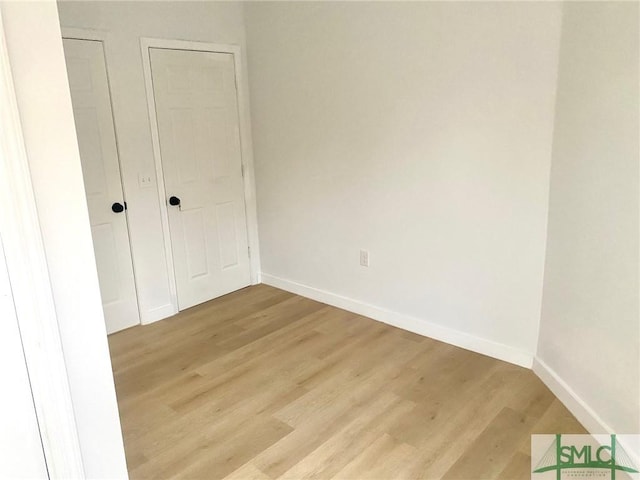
[149,48,251,310]
[63,38,139,334]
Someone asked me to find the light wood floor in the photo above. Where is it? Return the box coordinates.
[108,284,585,480]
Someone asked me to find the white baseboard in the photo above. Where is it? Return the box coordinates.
[261,274,635,460]
[533,358,640,466]
[532,357,612,433]
[261,273,533,368]
[140,303,177,325]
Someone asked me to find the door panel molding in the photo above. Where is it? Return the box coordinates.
[140,37,261,321]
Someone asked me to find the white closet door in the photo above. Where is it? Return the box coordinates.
[63,38,139,333]
[150,48,251,311]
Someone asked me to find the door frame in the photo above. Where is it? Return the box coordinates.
[62,27,142,329]
[140,37,261,320]
[0,12,85,478]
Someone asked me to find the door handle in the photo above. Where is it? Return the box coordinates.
[111,202,125,213]
[169,196,181,207]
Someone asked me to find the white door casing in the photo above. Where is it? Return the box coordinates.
[149,47,251,310]
[0,9,84,475]
[62,38,139,334]
[0,236,48,479]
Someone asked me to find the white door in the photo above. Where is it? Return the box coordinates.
[63,38,139,334]
[150,48,251,310]
[0,237,48,479]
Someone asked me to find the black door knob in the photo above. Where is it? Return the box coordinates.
[111,202,125,213]
[169,196,181,207]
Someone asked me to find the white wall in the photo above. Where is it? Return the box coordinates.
[0,1,128,477]
[56,1,256,323]
[536,2,639,434]
[48,0,639,443]
[245,1,562,366]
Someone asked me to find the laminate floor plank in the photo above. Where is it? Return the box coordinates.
[107,285,587,479]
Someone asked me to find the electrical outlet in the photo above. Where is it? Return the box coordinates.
[360,249,370,267]
[138,173,154,188]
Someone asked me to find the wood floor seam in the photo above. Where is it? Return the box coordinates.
[108,284,586,480]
